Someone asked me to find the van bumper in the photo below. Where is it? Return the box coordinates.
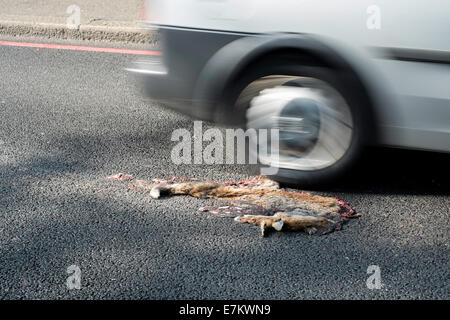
[127,26,244,121]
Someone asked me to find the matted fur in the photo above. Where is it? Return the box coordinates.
[119,175,359,236]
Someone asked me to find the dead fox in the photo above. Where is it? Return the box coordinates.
[127,175,357,236]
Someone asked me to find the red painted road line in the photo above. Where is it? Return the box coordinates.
[0,40,162,56]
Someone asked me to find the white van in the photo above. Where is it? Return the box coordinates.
[129,0,450,185]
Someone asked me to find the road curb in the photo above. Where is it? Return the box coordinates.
[0,20,158,44]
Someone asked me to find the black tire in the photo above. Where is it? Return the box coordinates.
[222,51,376,187]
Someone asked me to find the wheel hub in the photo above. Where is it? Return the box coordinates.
[277,98,321,152]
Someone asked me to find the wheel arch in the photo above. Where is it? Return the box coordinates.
[193,33,382,143]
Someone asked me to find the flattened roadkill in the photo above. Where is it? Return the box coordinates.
[107,174,360,237]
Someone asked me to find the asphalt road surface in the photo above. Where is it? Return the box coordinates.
[0,38,448,300]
